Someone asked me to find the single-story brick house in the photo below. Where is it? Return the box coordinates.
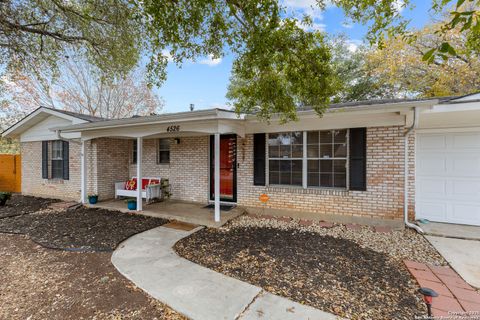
[3,93,480,228]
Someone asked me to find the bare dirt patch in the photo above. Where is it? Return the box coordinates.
[0,233,185,320]
[0,206,168,251]
[175,224,429,319]
[0,194,60,218]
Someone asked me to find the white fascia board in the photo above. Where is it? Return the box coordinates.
[54,109,242,133]
[428,101,480,112]
[2,107,87,138]
[245,112,406,134]
[244,100,438,121]
[78,119,246,140]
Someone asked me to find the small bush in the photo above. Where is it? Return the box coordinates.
[0,192,12,206]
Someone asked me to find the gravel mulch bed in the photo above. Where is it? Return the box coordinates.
[0,233,185,320]
[175,216,446,319]
[0,194,60,218]
[0,206,168,251]
[229,216,446,265]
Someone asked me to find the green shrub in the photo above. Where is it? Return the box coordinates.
[0,192,12,206]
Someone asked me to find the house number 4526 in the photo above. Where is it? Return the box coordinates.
[166,125,180,132]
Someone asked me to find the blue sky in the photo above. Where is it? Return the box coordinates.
[158,0,435,113]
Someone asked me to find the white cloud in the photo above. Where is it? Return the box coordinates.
[161,49,174,62]
[346,39,362,52]
[294,19,326,32]
[392,0,405,13]
[198,54,222,67]
[341,22,353,29]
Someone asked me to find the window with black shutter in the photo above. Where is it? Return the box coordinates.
[41,140,70,180]
[42,141,48,179]
[349,128,367,191]
[253,133,266,186]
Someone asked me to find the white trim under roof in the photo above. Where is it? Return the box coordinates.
[54,108,242,133]
[2,107,89,138]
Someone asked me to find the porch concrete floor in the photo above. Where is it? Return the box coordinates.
[419,222,480,241]
[90,200,244,228]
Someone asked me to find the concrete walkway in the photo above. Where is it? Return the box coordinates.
[426,236,480,289]
[111,226,340,320]
[420,222,480,241]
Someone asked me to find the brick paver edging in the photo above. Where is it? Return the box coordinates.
[404,260,480,317]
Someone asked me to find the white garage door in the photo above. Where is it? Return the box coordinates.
[416,132,480,226]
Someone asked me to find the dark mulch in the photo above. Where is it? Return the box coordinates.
[0,206,168,251]
[0,233,185,320]
[0,194,60,218]
[174,227,426,320]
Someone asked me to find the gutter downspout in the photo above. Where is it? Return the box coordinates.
[404,107,423,233]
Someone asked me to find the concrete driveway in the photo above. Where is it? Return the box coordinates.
[426,236,480,289]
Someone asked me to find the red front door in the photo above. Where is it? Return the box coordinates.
[210,135,237,202]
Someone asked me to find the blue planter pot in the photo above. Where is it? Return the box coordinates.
[127,201,137,210]
[88,196,98,204]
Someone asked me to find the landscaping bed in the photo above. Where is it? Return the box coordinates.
[0,205,168,251]
[174,216,446,319]
[0,233,185,320]
[0,194,60,218]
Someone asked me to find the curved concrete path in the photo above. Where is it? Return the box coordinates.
[112,226,341,320]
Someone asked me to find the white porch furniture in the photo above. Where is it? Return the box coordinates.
[115,176,162,203]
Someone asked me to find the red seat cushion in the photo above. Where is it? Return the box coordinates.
[125,178,137,190]
[141,179,150,190]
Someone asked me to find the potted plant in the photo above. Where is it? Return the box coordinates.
[125,198,137,210]
[88,194,98,204]
[0,192,12,206]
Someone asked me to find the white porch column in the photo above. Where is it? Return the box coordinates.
[214,133,221,222]
[80,139,87,204]
[136,137,143,211]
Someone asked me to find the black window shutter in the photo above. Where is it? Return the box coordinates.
[349,128,367,191]
[253,133,266,186]
[62,141,69,180]
[42,141,48,179]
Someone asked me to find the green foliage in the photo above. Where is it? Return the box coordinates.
[329,35,395,103]
[0,192,12,206]
[140,0,338,122]
[334,0,480,61]
[227,20,336,122]
[1,0,142,83]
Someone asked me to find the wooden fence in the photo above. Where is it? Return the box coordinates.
[0,154,21,192]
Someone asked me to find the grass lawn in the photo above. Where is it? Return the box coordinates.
[175,216,446,320]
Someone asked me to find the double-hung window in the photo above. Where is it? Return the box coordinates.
[132,140,137,164]
[157,138,170,164]
[307,130,347,188]
[51,141,64,179]
[267,129,348,188]
[268,132,303,186]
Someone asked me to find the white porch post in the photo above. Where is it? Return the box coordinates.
[136,137,143,211]
[80,139,87,204]
[214,133,221,222]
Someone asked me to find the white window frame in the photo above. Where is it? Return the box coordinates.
[51,140,64,179]
[266,129,350,190]
[267,132,304,187]
[157,138,170,164]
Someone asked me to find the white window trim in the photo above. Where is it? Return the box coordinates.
[266,129,350,190]
[157,138,170,165]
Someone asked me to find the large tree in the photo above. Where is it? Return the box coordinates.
[365,22,480,97]
[328,35,396,103]
[3,57,163,121]
[2,0,479,123]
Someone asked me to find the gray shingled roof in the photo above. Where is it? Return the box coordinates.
[43,107,106,122]
[297,96,459,112]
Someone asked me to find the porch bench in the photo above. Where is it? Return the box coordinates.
[115,176,162,203]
